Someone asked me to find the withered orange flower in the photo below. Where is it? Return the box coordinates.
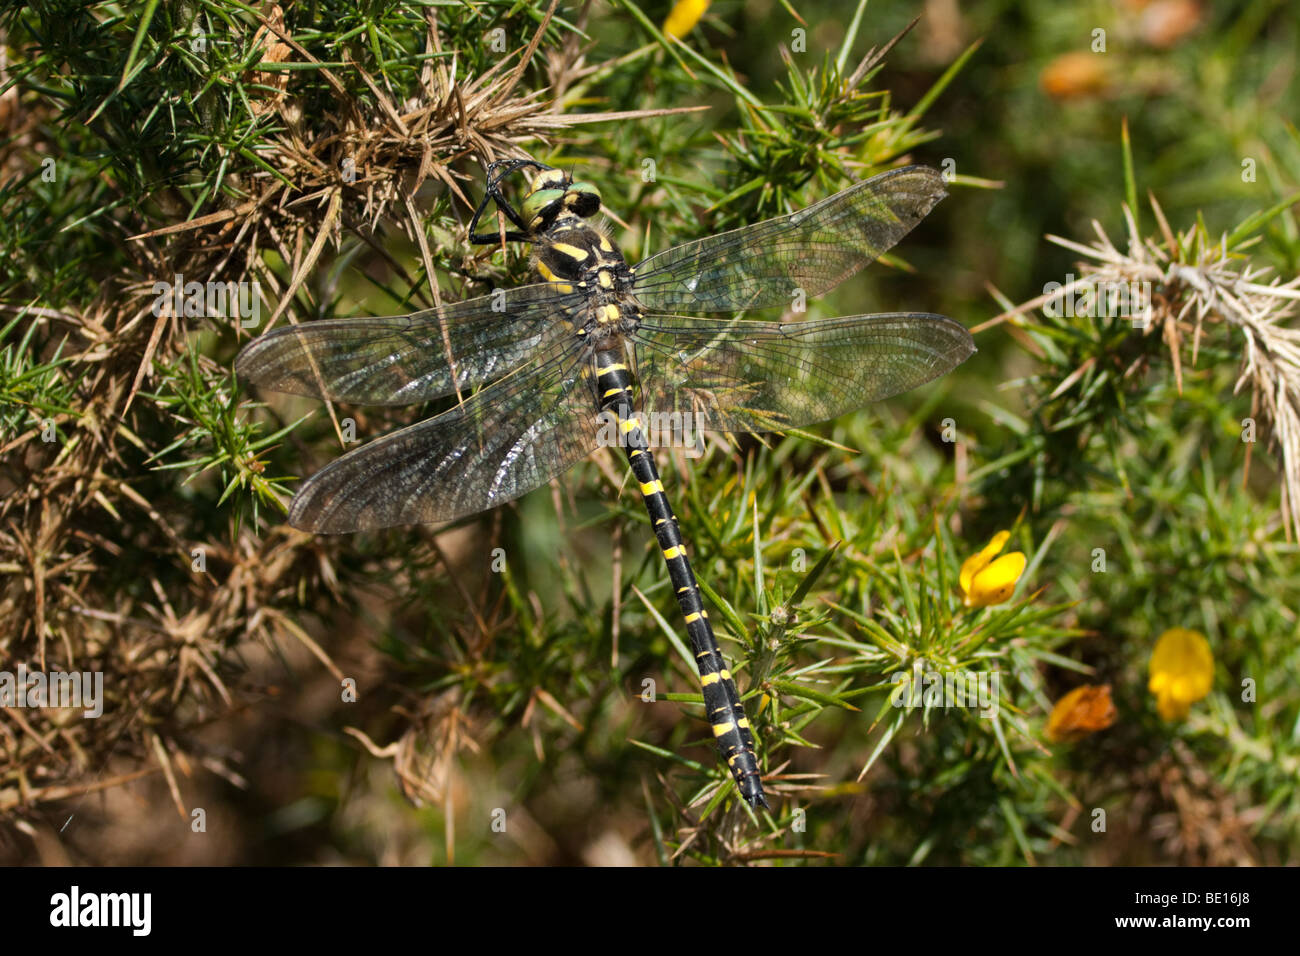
[1046,684,1117,742]
[1040,52,1110,101]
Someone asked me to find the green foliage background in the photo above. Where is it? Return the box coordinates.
[1,0,1298,865]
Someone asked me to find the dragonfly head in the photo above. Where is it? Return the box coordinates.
[522,167,602,232]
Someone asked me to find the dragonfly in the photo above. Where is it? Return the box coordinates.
[235,158,975,811]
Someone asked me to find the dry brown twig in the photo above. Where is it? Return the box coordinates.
[989,195,1300,539]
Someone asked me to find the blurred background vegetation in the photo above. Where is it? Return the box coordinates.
[1,0,1298,865]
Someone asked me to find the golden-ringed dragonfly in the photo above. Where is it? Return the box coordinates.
[236,158,975,810]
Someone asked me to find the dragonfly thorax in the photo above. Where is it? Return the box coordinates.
[533,218,629,279]
[532,218,640,337]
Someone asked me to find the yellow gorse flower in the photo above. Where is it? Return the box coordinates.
[959,530,1027,608]
[1148,627,1214,720]
[664,0,710,39]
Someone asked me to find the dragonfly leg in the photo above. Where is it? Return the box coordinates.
[469,158,556,244]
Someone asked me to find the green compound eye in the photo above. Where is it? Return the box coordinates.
[565,182,601,217]
[522,187,565,225]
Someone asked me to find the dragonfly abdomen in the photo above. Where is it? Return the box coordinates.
[593,347,768,809]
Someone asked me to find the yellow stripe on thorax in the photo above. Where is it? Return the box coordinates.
[550,241,588,262]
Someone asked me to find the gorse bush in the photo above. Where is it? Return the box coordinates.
[1,0,1297,865]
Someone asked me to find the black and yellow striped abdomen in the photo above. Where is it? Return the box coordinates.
[593,347,767,809]
[524,183,767,808]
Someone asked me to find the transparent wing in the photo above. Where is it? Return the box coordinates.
[631,166,946,313]
[629,313,974,434]
[235,282,586,406]
[287,339,601,532]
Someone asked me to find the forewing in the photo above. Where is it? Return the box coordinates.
[631,166,946,313]
[287,339,601,532]
[235,282,584,405]
[630,313,974,434]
